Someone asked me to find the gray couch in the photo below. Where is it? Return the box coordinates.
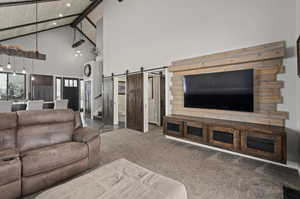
[0,109,101,198]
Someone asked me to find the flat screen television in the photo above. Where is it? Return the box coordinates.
[184,69,254,112]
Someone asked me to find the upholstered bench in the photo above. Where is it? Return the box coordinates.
[34,159,188,199]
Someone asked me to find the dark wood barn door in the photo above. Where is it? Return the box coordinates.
[127,73,144,131]
[103,77,114,125]
[63,78,79,111]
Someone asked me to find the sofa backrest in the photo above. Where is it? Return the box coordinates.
[17,109,75,152]
[0,112,17,150]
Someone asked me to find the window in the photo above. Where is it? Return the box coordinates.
[56,77,62,100]
[0,72,26,101]
[0,73,7,100]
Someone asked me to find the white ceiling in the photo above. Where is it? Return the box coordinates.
[0,0,98,43]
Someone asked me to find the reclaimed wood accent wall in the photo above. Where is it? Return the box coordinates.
[169,41,288,127]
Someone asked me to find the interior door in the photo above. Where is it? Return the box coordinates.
[160,73,165,126]
[103,77,114,125]
[63,78,79,111]
[84,81,91,118]
[127,73,144,131]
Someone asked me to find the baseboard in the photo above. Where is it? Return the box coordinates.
[166,135,298,171]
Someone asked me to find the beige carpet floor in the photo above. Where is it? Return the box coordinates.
[98,127,300,199]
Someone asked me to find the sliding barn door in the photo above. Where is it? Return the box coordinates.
[103,77,114,125]
[127,73,144,131]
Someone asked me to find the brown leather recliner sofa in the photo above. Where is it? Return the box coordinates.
[0,109,101,198]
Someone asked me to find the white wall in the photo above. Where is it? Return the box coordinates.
[98,0,299,166]
[1,26,95,77]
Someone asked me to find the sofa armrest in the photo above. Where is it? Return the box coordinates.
[73,127,99,143]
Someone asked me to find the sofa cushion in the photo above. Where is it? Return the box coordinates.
[0,157,21,186]
[17,109,74,126]
[0,113,17,150]
[22,142,88,177]
[18,122,74,152]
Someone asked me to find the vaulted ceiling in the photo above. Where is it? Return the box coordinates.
[0,0,102,46]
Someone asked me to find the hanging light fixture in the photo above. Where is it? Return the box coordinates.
[12,56,16,76]
[0,54,4,71]
[22,58,26,74]
[7,56,11,69]
[31,60,35,81]
[72,23,85,48]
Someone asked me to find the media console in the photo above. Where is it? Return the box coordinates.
[164,115,287,164]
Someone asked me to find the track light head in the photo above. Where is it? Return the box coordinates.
[72,39,85,48]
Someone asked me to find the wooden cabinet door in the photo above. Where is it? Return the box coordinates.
[164,118,183,138]
[209,126,240,151]
[241,131,285,163]
[184,121,208,143]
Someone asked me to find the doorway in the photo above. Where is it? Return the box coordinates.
[148,71,165,127]
[117,77,126,128]
[63,78,79,111]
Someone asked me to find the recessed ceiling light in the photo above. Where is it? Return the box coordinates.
[59,13,63,17]
[53,21,57,25]
[76,50,81,53]
[66,3,71,7]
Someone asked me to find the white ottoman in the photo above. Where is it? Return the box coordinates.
[35,159,188,199]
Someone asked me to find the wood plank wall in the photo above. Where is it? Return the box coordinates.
[168,41,288,127]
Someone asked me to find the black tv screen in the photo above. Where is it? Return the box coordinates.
[184,69,254,112]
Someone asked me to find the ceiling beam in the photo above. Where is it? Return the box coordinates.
[71,0,102,27]
[0,13,80,32]
[0,0,60,7]
[0,24,69,43]
[86,16,96,29]
[75,26,96,47]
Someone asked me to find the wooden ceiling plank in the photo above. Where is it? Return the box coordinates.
[0,24,69,43]
[71,0,103,27]
[0,13,79,32]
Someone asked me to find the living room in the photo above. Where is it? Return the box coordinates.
[0,0,300,198]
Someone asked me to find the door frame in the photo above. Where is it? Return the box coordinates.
[62,77,80,111]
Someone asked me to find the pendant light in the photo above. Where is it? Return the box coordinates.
[22,58,26,74]
[0,54,4,71]
[31,60,35,81]
[7,56,11,69]
[12,56,16,76]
